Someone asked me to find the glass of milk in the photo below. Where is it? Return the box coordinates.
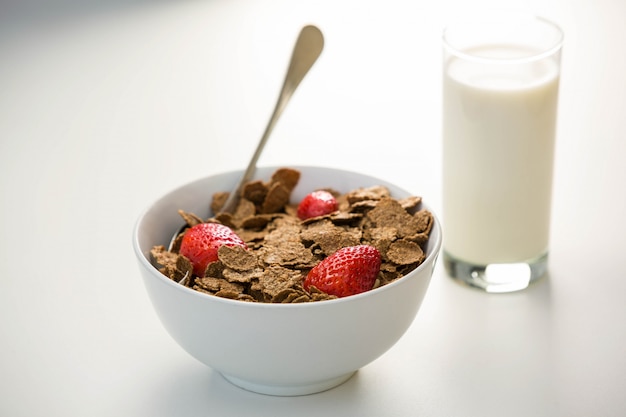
[442,13,563,292]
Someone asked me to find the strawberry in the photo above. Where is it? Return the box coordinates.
[303,245,381,298]
[179,223,247,276]
[297,190,339,220]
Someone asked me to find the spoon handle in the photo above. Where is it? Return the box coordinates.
[220,25,324,214]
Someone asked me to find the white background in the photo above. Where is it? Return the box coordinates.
[1,0,625,416]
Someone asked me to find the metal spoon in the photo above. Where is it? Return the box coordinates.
[220,24,324,213]
[170,25,324,285]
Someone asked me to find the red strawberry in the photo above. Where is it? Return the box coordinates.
[179,223,247,276]
[304,245,381,298]
[297,190,338,220]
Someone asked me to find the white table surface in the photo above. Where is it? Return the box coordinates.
[1,0,625,416]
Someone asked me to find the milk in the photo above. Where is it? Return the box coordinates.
[442,45,560,265]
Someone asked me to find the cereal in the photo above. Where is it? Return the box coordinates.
[257,265,304,300]
[177,209,203,228]
[261,182,291,214]
[345,185,391,204]
[300,220,361,256]
[151,167,433,303]
[218,245,257,271]
[366,198,422,238]
[271,167,301,193]
[386,240,425,265]
[242,180,268,205]
[150,245,193,286]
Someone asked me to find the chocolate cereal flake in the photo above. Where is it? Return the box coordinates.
[177,209,204,228]
[387,239,425,265]
[270,167,301,193]
[300,220,361,256]
[345,185,391,204]
[366,198,423,238]
[242,180,268,205]
[218,245,257,271]
[261,182,291,214]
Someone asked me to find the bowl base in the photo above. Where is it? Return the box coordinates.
[220,371,356,396]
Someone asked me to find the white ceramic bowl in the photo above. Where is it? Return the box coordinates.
[133,166,441,396]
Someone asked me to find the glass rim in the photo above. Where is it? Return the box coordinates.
[442,14,564,65]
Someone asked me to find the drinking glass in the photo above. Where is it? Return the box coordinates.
[442,13,564,292]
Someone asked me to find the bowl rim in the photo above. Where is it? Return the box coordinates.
[132,165,442,309]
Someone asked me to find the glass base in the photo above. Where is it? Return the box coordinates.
[444,251,548,293]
